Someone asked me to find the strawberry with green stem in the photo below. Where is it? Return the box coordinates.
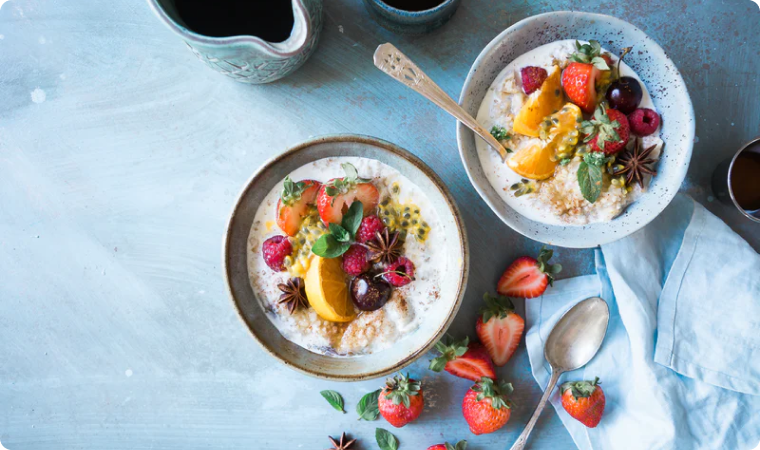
[462,377,514,435]
[427,440,468,450]
[276,177,321,236]
[580,105,631,155]
[560,377,606,428]
[476,293,525,366]
[377,373,424,428]
[497,246,562,298]
[429,335,496,382]
[317,163,379,225]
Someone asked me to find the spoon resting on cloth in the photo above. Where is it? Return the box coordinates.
[373,43,508,160]
[510,296,610,450]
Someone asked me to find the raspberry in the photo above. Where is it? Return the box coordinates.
[588,108,630,155]
[520,66,548,95]
[342,244,370,276]
[383,257,415,287]
[627,108,660,136]
[262,235,292,272]
[356,215,386,244]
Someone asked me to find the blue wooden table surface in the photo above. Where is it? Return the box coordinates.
[1,0,758,448]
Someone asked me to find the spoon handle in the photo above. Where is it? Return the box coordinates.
[510,370,562,450]
[373,43,508,160]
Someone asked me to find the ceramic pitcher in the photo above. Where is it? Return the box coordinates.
[147,0,323,84]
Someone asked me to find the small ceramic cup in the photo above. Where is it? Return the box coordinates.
[146,0,323,84]
[711,136,760,223]
[362,0,460,34]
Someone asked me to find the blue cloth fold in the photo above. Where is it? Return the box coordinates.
[525,194,760,450]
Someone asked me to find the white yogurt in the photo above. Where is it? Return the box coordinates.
[247,157,447,357]
[475,40,662,226]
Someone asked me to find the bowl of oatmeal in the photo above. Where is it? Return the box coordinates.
[457,12,694,248]
[224,135,468,380]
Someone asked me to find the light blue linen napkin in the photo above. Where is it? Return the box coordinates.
[525,194,760,450]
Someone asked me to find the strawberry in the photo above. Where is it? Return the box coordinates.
[378,373,424,428]
[476,293,525,366]
[427,440,468,450]
[560,377,606,428]
[429,336,496,382]
[561,62,601,113]
[462,377,514,435]
[497,246,562,299]
[520,66,548,95]
[581,105,630,155]
[275,177,321,236]
[316,163,379,225]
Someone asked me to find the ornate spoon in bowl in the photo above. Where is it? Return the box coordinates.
[373,43,508,160]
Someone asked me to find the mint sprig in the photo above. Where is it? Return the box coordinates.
[490,126,510,141]
[311,201,363,258]
[577,152,612,204]
[569,40,610,70]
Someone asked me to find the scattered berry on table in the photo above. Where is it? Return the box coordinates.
[561,377,606,428]
[627,108,660,136]
[429,335,496,382]
[476,293,525,366]
[497,246,562,298]
[462,377,514,435]
[341,244,370,276]
[382,257,415,287]
[427,440,468,450]
[262,235,293,272]
[378,373,424,428]
[520,66,549,95]
[356,215,386,243]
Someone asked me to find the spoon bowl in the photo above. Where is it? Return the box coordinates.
[545,297,610,371]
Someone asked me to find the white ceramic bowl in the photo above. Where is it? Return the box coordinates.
[224,135,468,380]
[457,12,695,248]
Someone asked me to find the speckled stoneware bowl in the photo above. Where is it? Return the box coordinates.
[457,11,695,248]
[362,0,460,34]
[224,135,468,381]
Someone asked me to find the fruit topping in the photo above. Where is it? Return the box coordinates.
[577,152,613,204]
[612,137,659,188]
[304,256,356,322]
[561,62,601,113]
[367,228,404,265]
[513,66,564,137]
[476,293,525,367]
[341,244,370,276]
[377,193,430,242]
[277,277,308,314]
[490,126,510,142]
[317,163,379,225]
[427,441,468,450]
[311,201,363,259]
[378,373,424,428]
[507,142,557,180]
[462,377,514,435]
[327,432,356,450]
[606,76,643,114]
[262,235,293,272]
[568,40,611,70]
[429,336,496,382]
[350,273,392,311]
[539,103,583,160]
[382,257,415,287]
[520,66,549,95]
[627,108,660,136]
[276,178,321,236]
[561,377,606,428]
[581,106,630,155]
[356,215,386,244]
[497,246,562,298]
[509,178,536,197]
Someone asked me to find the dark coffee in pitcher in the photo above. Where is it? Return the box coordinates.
[382,0,447,11]
[174,0,295,43]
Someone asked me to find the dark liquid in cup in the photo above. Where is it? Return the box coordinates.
[731,150,760,211]
[174,0,294,43]
[382,0,447,11]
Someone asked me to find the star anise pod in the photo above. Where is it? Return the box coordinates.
[277,277,307,314]
[366,228,403,265]
[326,432,356,450]
[613,138,659,188]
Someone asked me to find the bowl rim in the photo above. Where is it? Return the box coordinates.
[456,11,695,248]
[222,134,470,381]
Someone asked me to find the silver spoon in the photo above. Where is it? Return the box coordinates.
[510,297,610,450]
[373,43,509,160]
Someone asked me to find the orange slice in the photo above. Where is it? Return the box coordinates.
[507,143,558,180]
[513,67,564,138]
[304,256,355,322]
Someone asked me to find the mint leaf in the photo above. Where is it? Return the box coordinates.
[357,389,382,421]
[577,161,603,203]
[329,223,351,243]
[341,201,364,238]
[376,428,399,450]
[312,234,350,258]
[320,390,345,413]
[490,126,510,141]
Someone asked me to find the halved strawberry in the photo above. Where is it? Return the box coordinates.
[275,178,321,236]
[561,62,601,113]
[476,293,525,366]
[316,163,379,225]
[497,247,562,299]
[429,335,496,382]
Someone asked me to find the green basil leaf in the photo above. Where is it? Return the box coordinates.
[577,161,603,204]
[311,235,350,258]
[341,201,364,237]
[357,389,382,421]
[329,223,351,243]
[320,390,345,413]
[376,428,399,450]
